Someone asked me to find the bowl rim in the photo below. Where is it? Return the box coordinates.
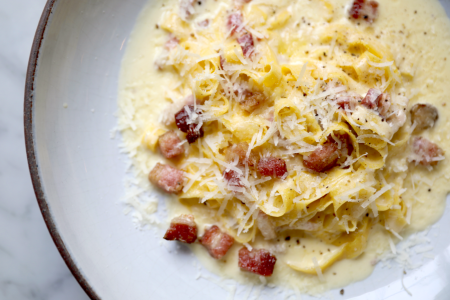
[23,1,99,299]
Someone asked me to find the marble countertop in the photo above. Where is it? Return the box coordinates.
[0,1,90,299]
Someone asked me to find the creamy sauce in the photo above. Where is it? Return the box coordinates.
[118,0,450,294]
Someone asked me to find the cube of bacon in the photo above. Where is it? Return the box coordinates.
[149,163,184,193]
[410,104,439,132]
[227,11,244,36]
[412,137,444,166]
[224,142,257,166]
[303,142,339,172]
[200,225,235,259]
[175,105,204,144]
[238,247,277,276]
[361,88,391,117]
[164,214,197,243]
[223,169,244,188]
[335,92,363,110]
[237,33,255,58]
[303,133,353,172]
[257,157,288,178]
[158,131,184,159]
[349,0,379,24]
[240,91,264,113]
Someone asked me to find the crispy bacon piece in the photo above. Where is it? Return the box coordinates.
[223,169,244,188]
[361,88,391,117]
[200,225,235,259]
[158,131,184,159]
[303,141,339,172]
[240,90,264,113]
[238,247,277,276]
[303,133,353,172]
[256,211,276,240]
[224,143,257,166]
[257,157,288,178]
[227,11,245,36]
[148,163,184,193]
[410,104,439,132]
[349,0,379,23]
[237,33,255,58]
[412,137,444,166]
[335,92,363,110]
[164,214,197,243]
[175,105,204,144]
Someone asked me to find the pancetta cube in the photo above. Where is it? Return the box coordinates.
[224,142,257,167]
[175,105,204,144]
[257,157,288,178]
[164,214,197,243]
[412,137,444,166]
[240,91,264,113]
[349,0,379,23]
[361,88,390,117]
[200,225,235,259]
[148,163,184,193]
[223,169,244,188]
[410,104,439,132]
[227,11,245,36]
[303,133,352,172]
[237,33,255,58]
[158,131,184,159]
[238,247,277,276]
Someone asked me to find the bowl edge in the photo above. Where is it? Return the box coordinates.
[23,1,101,299]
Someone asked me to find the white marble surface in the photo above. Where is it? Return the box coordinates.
[0,1,90,299]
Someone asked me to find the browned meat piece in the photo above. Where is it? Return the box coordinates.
[361,88,391,117]
[349,0,379,23]
[227,11,245,36]
[237,33,255,58]
[303,142,339,172]
[257,157,288,178]
[303,133,353,172]
[175,105,204,144]
[158,131,184,159]
[240,91,264,113]
[224,143,258,166]
[335,92,363,110]
[412,137,444,166]
[223,169,244,188]
[256,211,276,240]
[238,247,277,276]
[200,225,235,259]
[164,214,197,243]
[148,163,184,193]
[410,104,439,132]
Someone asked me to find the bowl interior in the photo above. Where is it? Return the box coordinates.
[29,0,450,299]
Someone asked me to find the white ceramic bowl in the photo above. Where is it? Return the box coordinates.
[25,0,450,299]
